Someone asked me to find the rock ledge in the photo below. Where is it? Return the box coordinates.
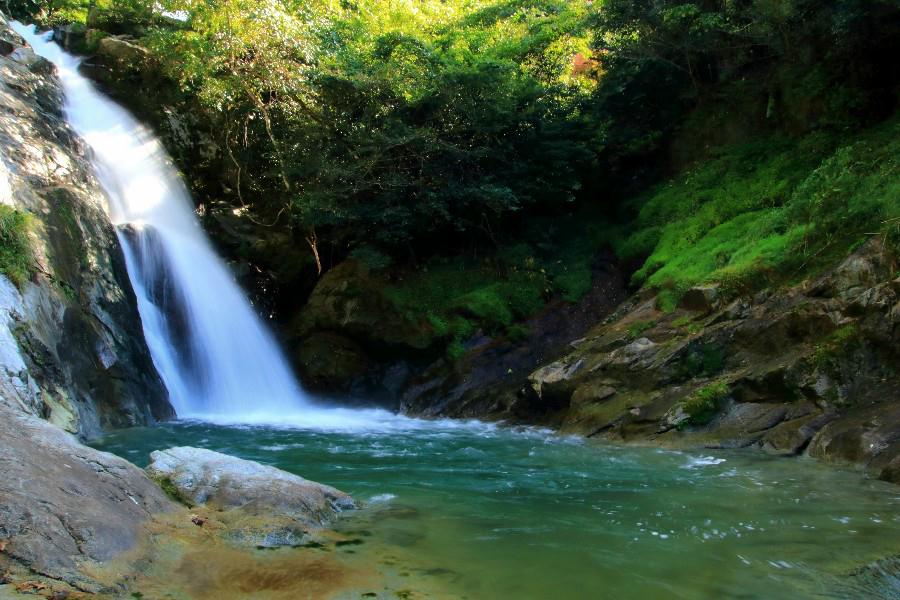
[147,447,356,528]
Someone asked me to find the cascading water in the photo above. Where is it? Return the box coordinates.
[12,24,310,419]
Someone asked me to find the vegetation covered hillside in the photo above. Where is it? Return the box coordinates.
[10,0,900,360]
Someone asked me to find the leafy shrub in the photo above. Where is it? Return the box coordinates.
[0,206,33,287]
[676,343,725,381]
[681,381,730,426]
[626,319,655,339]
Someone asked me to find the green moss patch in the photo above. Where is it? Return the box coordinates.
[0,205,34,287]
[626,320,655,339]
[681,381,731,427]
[154,476,194,508]
[616,117,900,308]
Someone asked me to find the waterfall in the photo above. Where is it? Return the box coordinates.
[12,24,310,419]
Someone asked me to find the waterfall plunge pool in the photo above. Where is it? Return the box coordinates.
[92,418,900,600]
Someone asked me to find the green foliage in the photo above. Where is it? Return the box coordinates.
[620,136,828,290]
[350,245,392,271]
[681,381,730,427]
[626,320,654,339]
[552,265,592,303]
[812,323,861,367]
[379,210,611,358]
[4,0,84,22]
[671,315,693,329]
[654,289,679,313]
[9,0,157,30]
[386,258,547,359]
[137,0,596,254]
[0,206,33,288]
[617,116,900,304]
[45,0,899,354]
[672,315,703,335]
[676,343,725,381]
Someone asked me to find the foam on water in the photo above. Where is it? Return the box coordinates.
[177,407,496,434]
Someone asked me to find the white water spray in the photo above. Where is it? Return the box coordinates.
[12,24,312,419]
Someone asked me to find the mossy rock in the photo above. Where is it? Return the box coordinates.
[291,259,433,353]
[293,331,370,393]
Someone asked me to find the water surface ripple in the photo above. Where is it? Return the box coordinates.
[94,420,900,599]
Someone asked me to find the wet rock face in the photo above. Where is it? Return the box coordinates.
[519,239,900,483]
[288,259,437,402]
[292,259,433,354]
[0,403,176,591]
[146,447,356,544]
[0,15,171,436]
[807,401,900,484]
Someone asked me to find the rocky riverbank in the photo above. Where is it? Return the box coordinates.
[279,210,898,484]
[0,405,359,597]
[0,403,177,593]
[518,238,900,483]
[281,232,900,484]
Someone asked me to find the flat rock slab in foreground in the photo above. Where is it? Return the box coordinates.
[146,447,356,528]
[0,405,176,591]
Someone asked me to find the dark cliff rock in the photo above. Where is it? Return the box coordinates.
[289,259,435,403]
[399,256,628,418]
[0,14,171,437]
[290,254,628,413]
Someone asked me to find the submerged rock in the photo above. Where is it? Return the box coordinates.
[146,447,356,528]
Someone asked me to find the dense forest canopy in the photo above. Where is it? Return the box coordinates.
[7,0,900,346]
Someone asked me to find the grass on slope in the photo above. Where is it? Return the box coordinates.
[0,205,33,287]
[384,220,600,358]
[615,118,900,310]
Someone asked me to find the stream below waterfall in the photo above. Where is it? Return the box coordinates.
[94,420,900,600]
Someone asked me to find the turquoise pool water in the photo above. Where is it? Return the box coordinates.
[93,418,900,599]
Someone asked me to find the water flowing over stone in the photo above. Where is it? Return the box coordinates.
[13,24,309,418]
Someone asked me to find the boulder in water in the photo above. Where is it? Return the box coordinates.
[146,447,356,528]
